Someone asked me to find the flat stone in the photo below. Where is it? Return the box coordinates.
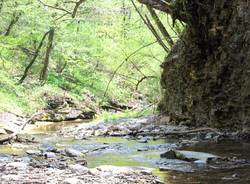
[159,164,195,173]
[137,147,149,152]
[222,174,240,180]
[81,150,89,154]
[65,148,83,157]
[153,136,161,140]
[26,150,41,156]
[123,135,131,139]
[40,144,58,153]
[68,164,89,174]
[138,139,148,143]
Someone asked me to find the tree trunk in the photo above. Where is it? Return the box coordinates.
[40,28,55,81]
[157,0,250,133]
[19,30,50,84]
[4,12,21,36]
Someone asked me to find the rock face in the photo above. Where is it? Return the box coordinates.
[159,1,250,132]
[36,92,98,122]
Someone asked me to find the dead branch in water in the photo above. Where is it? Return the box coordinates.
[137,127,223,136]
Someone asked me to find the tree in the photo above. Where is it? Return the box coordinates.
[40,27,55,82]
[137,0,250,132]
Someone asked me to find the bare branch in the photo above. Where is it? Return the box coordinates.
[131,0,169,52]
[147,6,174,47]
[103,40,159,98]
[137,0,187,23]
[37,0,72,15]
[136,76,157,90]
[137,0,173,14]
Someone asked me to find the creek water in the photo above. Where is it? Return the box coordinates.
[1,120,250,184]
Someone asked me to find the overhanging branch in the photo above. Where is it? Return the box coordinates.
[137,0,173,15]
[137,0,187,23]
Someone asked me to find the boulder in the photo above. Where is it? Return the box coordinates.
[160,150,218,162]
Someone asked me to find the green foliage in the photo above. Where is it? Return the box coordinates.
[96,107,155,122]
[0,0,179,114]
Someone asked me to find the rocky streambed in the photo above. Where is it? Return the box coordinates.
[1,115,250,183]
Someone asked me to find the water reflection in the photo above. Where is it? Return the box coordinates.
[29,120,89,133]
[162,141,250,184]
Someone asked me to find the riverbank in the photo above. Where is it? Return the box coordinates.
[1,115,250,183]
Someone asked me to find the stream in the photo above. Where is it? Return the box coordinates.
[1,119,250,183]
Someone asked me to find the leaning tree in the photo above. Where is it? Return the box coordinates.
[137,0,250,133]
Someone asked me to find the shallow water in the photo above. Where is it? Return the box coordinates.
[1,120,250,184]
[161,141,250,184]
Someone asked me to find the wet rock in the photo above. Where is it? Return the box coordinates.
[65,148,83,157]
[123,135,131,139]
[207,156,250,169]
[194,159,207,165]
[160,150,218,162]
[205,132,215,139]
[159,165,195,173]
[138,139,148,143]
[158,159,195,173]
[222,174,240,180]
[137,147,149,152]
[81,150,89,154]
[153,136,161,141]
[160,150,176,159]
[137,135,143,139]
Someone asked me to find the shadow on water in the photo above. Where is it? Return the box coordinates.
[161,141,250,184]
